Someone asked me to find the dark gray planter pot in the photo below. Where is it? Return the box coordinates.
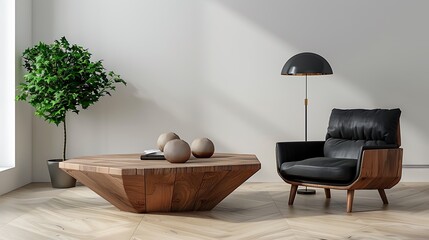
[47,159,76,188]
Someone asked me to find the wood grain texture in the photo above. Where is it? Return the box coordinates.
[145,171,176,212]
[353,148,403,189]
[170,172,205,211]
[60,153,260,213]
[195,169,260,211]
[193,171,231,210]
[4,182,429,239]
[64,170,146,213]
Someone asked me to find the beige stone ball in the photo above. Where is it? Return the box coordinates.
[191,138,215,158]
[164,139,191,163]
[157,132,180,152]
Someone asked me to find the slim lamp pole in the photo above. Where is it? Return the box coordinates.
[305,74,308,142]
[299,74,315,194]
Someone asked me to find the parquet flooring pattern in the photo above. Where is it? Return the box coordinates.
[0,182,428,239]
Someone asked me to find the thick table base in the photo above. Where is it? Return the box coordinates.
[61,154,260,213]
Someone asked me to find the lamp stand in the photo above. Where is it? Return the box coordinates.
[298,74,316,195]
[297,186,316,194]
[305,74,308,142]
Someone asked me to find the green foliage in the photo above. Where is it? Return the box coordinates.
[16,37,126,126]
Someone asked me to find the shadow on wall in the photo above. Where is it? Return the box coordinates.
[67,82,241,157]
[72,79,293,158]
[216,0,429,145]
[67,83,195,156]
[202,80,292,142]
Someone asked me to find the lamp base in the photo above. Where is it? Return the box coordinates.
[297,187,316,195]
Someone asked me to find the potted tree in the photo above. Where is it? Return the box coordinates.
[16,37,126,188]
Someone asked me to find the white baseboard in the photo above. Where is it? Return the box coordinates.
[401,168,429,182]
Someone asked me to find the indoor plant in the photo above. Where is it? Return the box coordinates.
[16,37,126,188]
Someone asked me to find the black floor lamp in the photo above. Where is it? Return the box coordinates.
[281,52,333,194]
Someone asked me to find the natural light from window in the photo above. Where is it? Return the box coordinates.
[0,0,16,171]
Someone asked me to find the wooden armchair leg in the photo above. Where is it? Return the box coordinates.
[378,189,389,204]
[346,190,355,213]
[324,189,331,199]
[288,185,298,205]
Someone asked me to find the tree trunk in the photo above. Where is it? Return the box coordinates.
[63,115,67,161]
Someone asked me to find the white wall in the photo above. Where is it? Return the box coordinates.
[0,0,33,195]
[31,0,429,182]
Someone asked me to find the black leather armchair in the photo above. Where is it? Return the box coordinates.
[276,109,403,212]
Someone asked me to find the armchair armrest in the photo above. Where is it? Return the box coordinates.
[356,144,400,171]
[351,146,403,189]
[275,141,325,170]
[361,145,399,151]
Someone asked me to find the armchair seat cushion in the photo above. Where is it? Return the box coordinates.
[280,157,357,184]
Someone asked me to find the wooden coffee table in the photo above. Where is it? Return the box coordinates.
[59,153,260,213]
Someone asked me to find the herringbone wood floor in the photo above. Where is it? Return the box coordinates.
[0,182,428,239]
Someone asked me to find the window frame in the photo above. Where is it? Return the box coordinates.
[0,0,16,171]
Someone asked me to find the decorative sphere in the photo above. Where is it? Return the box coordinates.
[191,138,215,158]
[157,132,180,152]
[164,139,191,163]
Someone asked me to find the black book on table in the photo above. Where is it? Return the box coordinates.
[140,151,165,160]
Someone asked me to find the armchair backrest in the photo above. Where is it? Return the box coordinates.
[324,109,401,159]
